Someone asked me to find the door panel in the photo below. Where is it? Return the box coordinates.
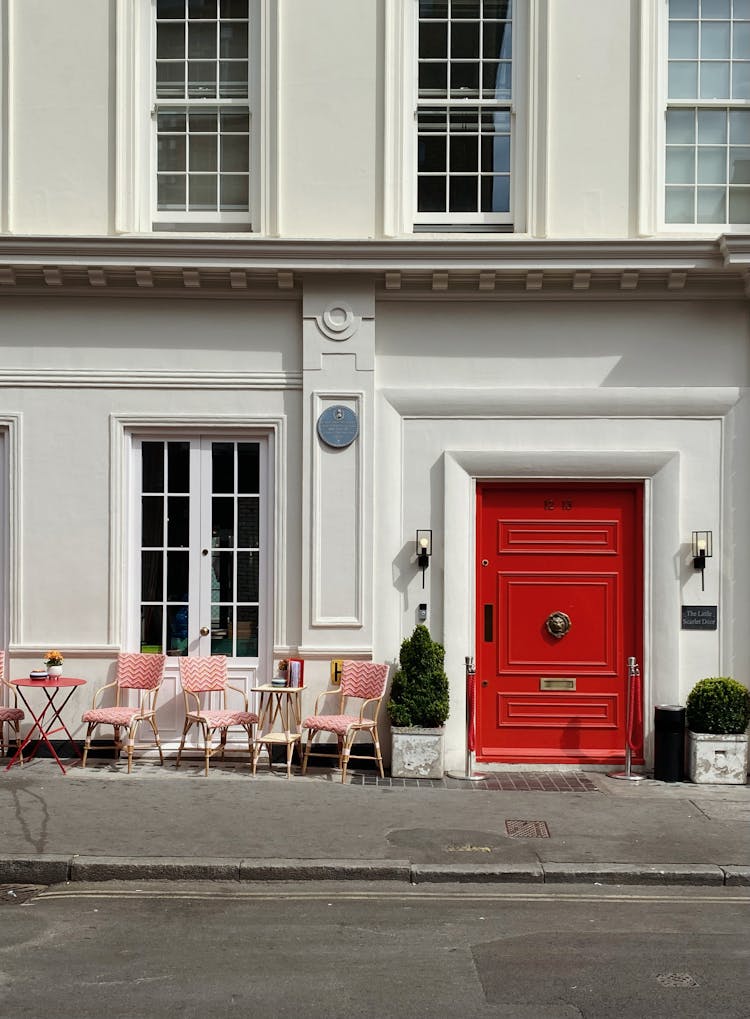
[476,483,643,764]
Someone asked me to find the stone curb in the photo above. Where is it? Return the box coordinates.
[411,862,543,884]
[541,862,726,886]
[0,855,746,887]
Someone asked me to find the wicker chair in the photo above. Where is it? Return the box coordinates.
[176,656,258,776]
[81,652,167,773]
[0,651,24,761]
[301,660,389,782]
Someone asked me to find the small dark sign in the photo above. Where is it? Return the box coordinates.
[681,605,718,630]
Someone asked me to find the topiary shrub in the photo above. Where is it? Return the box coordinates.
[388,624,450,728]
[686,677,750,735]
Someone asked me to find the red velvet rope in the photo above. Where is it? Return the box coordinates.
[626,663,642,754]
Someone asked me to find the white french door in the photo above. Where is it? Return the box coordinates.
[132,434,267,744]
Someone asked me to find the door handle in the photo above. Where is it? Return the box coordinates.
[200,626,210,636]
[484,604,493,642]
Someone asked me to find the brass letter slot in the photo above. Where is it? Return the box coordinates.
[540,677,576,691]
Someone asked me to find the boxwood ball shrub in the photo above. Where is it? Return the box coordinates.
[686,677,750,735]
[388,624,450,728]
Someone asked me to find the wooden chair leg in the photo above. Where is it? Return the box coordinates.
[341,731,356,783]
[146,717,164,765]
[373,729,384,778]
[175,718,191,768]
[82,723,95,768]
[286,740,294,779]
[15,721,22,764]
[202,723,211,776]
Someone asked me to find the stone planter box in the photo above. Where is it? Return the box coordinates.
[390,726,444,779]
[687,731,749,784]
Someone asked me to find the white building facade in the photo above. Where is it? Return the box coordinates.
[0,0,748,771]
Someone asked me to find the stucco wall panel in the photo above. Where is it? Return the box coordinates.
[376,301,750,389]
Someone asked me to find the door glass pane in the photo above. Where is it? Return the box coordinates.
[167,496,190,547]
[140,605,163,654]
[212,497,234,547]
[212,442,234,493]
[142,551,164,601]
[238,498,259,546]
[142,497,164,547]
[167,551,189,601]
[236,605,258,657]
[167,442,190,493]
[142,442,164,492]
[237,551,258,601]
[167,604,189,655]
[211,605,234,655]
[211,551,234,601]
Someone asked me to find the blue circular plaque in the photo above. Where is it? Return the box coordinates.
[317,405,359,448]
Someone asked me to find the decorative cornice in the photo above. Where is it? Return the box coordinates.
[0,369,302,390]
[0,235,747,299]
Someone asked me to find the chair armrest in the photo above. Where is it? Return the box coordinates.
[90,680,118,710]
[225,681,249,712]
[312,689,341,716]
[358,696,383,724]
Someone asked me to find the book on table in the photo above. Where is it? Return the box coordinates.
[288,658,304,688]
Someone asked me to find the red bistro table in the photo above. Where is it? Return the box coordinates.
[5,677,87,774]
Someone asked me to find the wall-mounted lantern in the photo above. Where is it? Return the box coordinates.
[692,530,713,592]
[416,529,432,588]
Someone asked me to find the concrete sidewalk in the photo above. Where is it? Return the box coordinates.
[1,757,749,887]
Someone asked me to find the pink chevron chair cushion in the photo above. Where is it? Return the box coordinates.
[301,713,365,735]
[179,656,229,693]
[340,660,389,699]
[117,652,166,690]
[0,706,23,721]
[82,706,140,725]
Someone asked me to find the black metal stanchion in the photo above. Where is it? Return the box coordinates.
[609,655,645,782]
[447,656,488,781]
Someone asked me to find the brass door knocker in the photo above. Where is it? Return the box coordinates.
[545,611,572,639]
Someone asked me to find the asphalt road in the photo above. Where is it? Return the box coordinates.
[2,882,750,1019]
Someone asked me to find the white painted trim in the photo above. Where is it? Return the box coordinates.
[0,416,21,649]
[637,0,660,237]
[310,391,364,628]
[526,0,548,238]
[110,413,286,655]
[383,387,742,419]
[0,369,302,390]
[383,0,408,237]
[115,0,149,232]
[0,0,7,234]
[0,417,19,652]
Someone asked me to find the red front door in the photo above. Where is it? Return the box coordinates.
[476,482,643,764]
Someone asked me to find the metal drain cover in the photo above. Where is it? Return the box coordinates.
[505,819,550,838]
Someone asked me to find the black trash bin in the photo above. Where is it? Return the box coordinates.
[653,704,686,782]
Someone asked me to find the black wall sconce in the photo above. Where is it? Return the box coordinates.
[692,530,713,591]
[416,529,432,588]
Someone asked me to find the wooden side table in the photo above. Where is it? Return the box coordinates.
[251,685,303,779]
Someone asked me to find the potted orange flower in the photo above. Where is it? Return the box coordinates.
[45,650,64,678]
